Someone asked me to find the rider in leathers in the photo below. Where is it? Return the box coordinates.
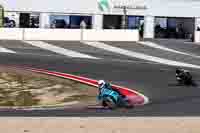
[97,80,129,108]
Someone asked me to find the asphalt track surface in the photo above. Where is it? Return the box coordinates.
[147,39,200,56]
[1,40,200,116]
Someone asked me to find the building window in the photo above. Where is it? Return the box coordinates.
[103,15,122,29]
[69,15,92,29]
[128,16,144,29]
[50,15,69,28]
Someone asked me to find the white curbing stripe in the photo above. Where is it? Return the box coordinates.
[0,47,16,53]
[24,41,99,59]
[138,41,200,59]
[82,41,200,69]
[113,84,149,105]
[30,69,99,87]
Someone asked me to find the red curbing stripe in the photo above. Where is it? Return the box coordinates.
[27,68,149,105]
[2,65,149,105]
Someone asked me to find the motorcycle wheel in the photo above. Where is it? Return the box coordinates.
[102,97,117,109]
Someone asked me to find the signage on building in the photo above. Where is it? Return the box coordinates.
[113,5,147,9]
[98,0,112,11]
[98,0,147,11]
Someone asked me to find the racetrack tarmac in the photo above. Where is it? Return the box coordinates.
[1,40,200,116]
[0,51,200,116]
[147,39,200,56]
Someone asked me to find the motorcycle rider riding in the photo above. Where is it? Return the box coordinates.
[97,80,130,109]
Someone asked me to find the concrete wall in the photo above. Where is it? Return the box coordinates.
[0,28,139,41]
[24,29,81,41]
[83,29,139,41]
[0,28,23,40]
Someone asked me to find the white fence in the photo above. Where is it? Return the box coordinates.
[0,28,139,42]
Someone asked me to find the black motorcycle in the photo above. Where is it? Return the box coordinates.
[176,68,193,85]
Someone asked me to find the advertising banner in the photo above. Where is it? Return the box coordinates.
[98,0,147,12]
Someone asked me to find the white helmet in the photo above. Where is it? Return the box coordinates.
[98,80,106,88]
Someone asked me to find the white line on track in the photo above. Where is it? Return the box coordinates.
[82,41,200,69]
[23,41,99,59]
[138,41,200,59]
[0,47,16,53]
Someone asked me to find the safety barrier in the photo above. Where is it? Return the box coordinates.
[0,28,139,41]
[24,28,81,41]
[0,28,23,40]
[83,29,139,41]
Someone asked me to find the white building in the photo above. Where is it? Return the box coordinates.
[1,0,200,39]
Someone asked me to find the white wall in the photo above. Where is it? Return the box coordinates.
[83,29,139,41]
[1,0,98,14]
[92,15,103,30]
[146,0,200,17]
[194,18,200,43]
[144,16,154,38]
[39,13,50,28]
[24,29,81,41]
[195,31,200,43]
[0,28,139,41]
[0,28,23,40]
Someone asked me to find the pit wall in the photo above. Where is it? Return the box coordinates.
[0,28,139,41]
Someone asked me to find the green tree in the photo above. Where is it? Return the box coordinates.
[0,5,4,27]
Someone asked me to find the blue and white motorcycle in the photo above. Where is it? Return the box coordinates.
[97,81,133,109]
